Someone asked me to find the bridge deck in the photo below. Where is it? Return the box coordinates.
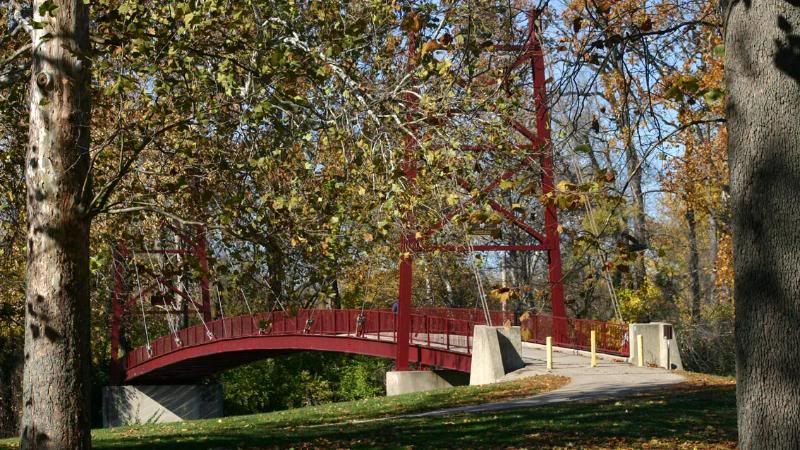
[121,309,629,384]
[123,309,509,383]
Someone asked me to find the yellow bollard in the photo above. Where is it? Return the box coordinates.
[590,330,597,368]
[637,334,644,367]
[546,336,553,370]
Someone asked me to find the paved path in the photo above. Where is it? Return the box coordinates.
[410,342,685,417]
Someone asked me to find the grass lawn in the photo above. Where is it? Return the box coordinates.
[0,373,737,449]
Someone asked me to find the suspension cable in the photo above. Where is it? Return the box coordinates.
[130,249,152,354]
[142,240,182,345]
[215,285,226,337]
[158,238,215,338]
[568,153,623,322]
[178,279,214,339]
[214,239,272,334]
[218,240,273,331]
[218,239,286,317]
[360,264,373,315]
[540,25,622,322]
[454,188,492,326]
[468,248,492,326]
[238,288,254,316]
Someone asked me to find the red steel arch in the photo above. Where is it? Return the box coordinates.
[395,8,566,370]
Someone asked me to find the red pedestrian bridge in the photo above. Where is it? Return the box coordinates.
[120,308,628,384]
[107,8,638,387]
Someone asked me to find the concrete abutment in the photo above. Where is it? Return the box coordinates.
[628,322,683,370]
[102,384,223,428]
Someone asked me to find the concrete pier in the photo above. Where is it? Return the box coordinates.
[469,325,525,385]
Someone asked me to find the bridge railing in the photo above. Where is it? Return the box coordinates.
[125,308,629,370]
[409,307,513,325]
[125,308,502,369]
[520,314,630,357]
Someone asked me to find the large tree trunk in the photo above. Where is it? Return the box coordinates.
[21,1,92,449]
[723,0,800,447]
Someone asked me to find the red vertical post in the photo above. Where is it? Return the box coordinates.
[529,10,567,339]
[426,315,431,347]
[195,224,212,323]
[446,319,450,350]
[109,243,127,385]
[397,255,413,368]
[396,20,419,371]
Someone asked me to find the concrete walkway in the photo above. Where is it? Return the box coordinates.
[410,342,685,417]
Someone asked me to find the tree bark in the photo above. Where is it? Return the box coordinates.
[624,135,648,289]
[609,45,648,288]
[723,0,800,447]
[331,278,342,309]
[21,1,92,449]
[686,207,702,319]
[707,214,718,305]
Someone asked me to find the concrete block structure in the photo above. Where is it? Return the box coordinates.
[102,384,223,427]
[469,325,525,385]
[628,322,683,370]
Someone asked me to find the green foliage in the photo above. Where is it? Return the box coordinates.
[608,259,683,326]
[219,353,391,415]
[616,278,663,323]
[333,357,386,401]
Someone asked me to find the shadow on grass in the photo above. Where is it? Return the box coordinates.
[89,383,736,449]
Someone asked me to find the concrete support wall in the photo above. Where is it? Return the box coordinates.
[469,325,525,385]
[386,370,453,396]
[628,322,683,370]
[102,384,223,428]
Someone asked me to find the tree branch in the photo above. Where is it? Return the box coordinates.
[101,204,204,226]
[89,117,191,216]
